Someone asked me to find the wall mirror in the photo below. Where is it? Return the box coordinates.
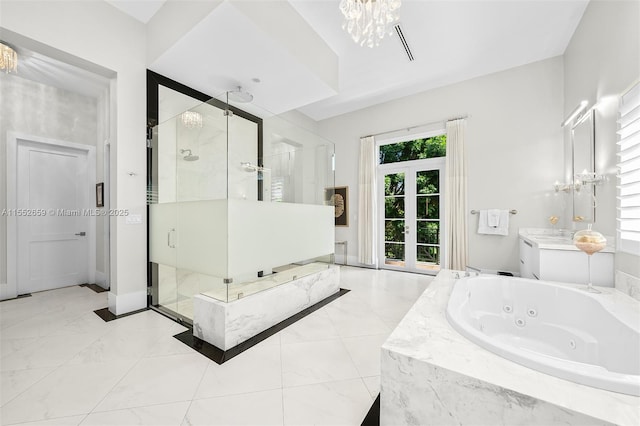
[571,109,595,223]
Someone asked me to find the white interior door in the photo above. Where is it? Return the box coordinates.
[17,140,93,294]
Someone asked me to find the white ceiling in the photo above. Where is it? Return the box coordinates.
[14,0,590,121]
[143,0,589,121]
[290,0,589,120]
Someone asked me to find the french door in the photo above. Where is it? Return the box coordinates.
[378,158,445,274]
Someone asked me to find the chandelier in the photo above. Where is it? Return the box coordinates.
[339,0,401,48]
[0,42,18,73]
[181,111,203,129]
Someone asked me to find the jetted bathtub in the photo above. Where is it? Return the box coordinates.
[446,275,640,396]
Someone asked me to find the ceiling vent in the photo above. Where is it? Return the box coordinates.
[394,24,414,62]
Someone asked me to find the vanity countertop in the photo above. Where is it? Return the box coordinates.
[519,228,615,253]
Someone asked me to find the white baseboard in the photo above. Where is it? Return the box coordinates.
[0,282,17,301]
[95,271,108,289]
[108,290,146,316]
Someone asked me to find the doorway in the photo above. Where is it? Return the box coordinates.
[378,158,445,274]
[7,134,96,295]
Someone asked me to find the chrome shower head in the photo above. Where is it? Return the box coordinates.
[227,86,253,103]
[180,149,199,161]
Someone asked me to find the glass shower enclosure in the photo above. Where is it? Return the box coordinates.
[147,80,335,324]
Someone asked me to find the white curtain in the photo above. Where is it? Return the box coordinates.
[445,119,468,270]
[358,136,377,265]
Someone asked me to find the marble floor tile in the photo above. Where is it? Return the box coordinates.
[184,389,284,426]
[1,366,56,406]
[0,360,134,425]
[281,339,360,388]
[66,328,174,365]
[80,401,191,426]
[142,333,198,358]
[0,336,38,359]
[0,266,430,426]
[0,332,100,371]
[94,353,209,412]
[323,301,392,339]
[361,376,381,399]
[6,414,86,425]
[341,334,389,378]
[282,378,372,426]
[279,310,340,344]
[194,344,282,399]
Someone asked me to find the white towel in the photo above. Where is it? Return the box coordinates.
[478,209,509,236]
[487,209,501,227]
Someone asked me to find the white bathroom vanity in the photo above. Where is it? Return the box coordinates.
[518,228,614,287]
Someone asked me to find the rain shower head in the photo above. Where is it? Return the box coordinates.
[227,86,253,103]
[180,149,199,161]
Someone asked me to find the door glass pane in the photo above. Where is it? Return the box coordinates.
[416,170,439,194]
[416,168,440,273]
[417,245,440,265]
[417,221,439,244]
[384,172,405,266]
[385,220,405,242]
[417,195,439,219]
[385,173,405,196]
[385,243,405,264]
[385,197,405,218]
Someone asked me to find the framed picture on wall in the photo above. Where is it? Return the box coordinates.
[96,182,104,207]
[325,186,349,227]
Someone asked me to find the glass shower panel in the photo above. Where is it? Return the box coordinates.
[174,100,233,318]
[150,95,234,322]
[148,119,179,319]
[227,111,260,201]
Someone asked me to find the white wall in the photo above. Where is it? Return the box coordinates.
[562,0,640,284]
[1,0,148,314]
[318,57,565,273]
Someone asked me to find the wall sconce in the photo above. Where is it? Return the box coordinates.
[574,171,606,187]
[561,100,589,127]
[553,181,574,193]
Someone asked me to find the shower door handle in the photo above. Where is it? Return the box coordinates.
[167,228,176,248]
[75,232,86,236]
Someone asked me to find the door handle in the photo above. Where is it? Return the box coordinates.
[75,232,86,236]
[167,228,176,248]
[404,226,410,234]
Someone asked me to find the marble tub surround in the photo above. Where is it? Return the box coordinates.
[381,270,640,426]
[194,265,340,350]
[519,228,615,252]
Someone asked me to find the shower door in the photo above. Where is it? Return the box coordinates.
[378,158,445,274]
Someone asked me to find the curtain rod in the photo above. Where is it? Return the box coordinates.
[364,115,469,139]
